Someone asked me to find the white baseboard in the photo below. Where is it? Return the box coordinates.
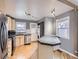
[58,48,78,58]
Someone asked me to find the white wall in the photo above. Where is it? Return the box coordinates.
[44,17,56,35]
[56,10,78,55]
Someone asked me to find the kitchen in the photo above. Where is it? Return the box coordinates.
[0,0,78,59]
[6,15,38,57]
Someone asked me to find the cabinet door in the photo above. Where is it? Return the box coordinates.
[19,35,24,46]
[38,43,53,59]
[16,35,24,47]
[30,50,37,59]
[7,17,16,30]
[16,36,20,47]
[7,17,12,30]
[11,19,16,30]
[7,39,12,58]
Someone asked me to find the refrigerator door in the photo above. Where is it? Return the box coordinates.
[0,14,8,59]
[1,22,7,52]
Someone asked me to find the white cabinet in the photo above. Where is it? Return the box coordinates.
[16,35,24,47]
[6,17,16,30]
[38,43,53,59]
[30,50,38,59]
[7,39,12,58]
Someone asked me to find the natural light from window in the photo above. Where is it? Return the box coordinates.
[16,22,26,33]
[56,16,70,40]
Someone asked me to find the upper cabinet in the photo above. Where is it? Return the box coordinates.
[7,17,16,30]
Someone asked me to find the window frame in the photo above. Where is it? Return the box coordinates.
[56,16,70,40]
[16,22,26,33]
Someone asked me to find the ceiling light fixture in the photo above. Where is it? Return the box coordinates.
[25,11,38,19]
[51,8,56,18]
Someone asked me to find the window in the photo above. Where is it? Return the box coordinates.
[16,22,26,32]
[56,16,70,39]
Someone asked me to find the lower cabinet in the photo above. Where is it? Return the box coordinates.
[16,35,24,47]
[38,43,53,59]
[30,50,38,59]
[7,39,12,58]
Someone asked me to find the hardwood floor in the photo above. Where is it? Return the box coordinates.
[8,42,38,59]
[8,42,78,59]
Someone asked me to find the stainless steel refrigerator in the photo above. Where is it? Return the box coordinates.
[0,14,8,59]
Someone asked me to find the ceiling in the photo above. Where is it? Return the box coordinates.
[3,0,75,21]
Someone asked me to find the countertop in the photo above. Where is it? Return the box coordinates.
[9,42,38,59]
[16,33,31,36]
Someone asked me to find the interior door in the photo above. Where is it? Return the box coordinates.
[30,23,38,41]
